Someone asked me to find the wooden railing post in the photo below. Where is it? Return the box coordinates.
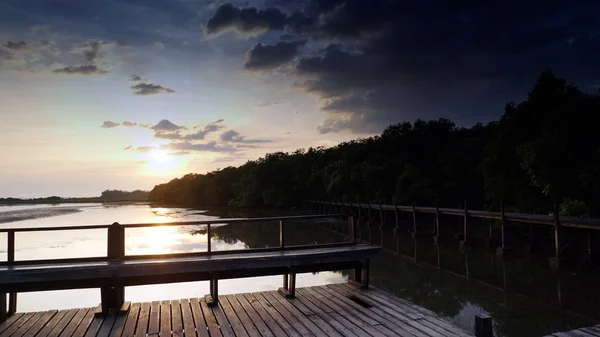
[496,202,509,258]
[411,202,417,239]
[207,223,212,253]
[394,202,399,230]
[550,204,562,269]
[279,220,285,248]
[348,216,356,243]
[460,200,471,252]
[7,230,16,316]
[100,222,126,317]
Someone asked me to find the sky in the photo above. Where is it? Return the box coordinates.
[1,0,599,197]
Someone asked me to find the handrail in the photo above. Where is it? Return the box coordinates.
[306,200,600,229]
[1,214,353,265]
[0,213,346,233]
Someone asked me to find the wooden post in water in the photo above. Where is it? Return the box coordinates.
[549,204,562,269]
[496,202,509,258]
[411,202,417,239]
[379,203,384,247]
[434,199,440,244]
[460,200,471,252]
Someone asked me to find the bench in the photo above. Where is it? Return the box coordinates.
[0,215,379,320]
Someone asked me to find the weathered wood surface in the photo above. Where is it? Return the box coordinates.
[0,245,378,292]
[0,284,474,337]
[544,325,600,337]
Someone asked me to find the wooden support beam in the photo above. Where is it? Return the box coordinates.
[7,231,16,316]
[434,199,440,245]
[7,293,16,316]
[349,259,370,290]
[278,271,296,298]
[207,277,219,307]
[0,293,6,323]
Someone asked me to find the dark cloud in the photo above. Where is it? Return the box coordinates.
[71,41,114,62]
[129,75,144,82]
[243,41,305,72]
[206,3,286,36]
[101,120,120,128]
[220,130,271,144]
[53,64,109,75]
[122,121,137,127]
[213,1,600,133]
[3,41,29,51]
[131,83,175,96]
[152,119,184,131]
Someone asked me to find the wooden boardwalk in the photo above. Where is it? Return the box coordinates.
[0,284,473,337]
[544,325,600,337]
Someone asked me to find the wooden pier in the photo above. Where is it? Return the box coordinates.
[543,324,600,337]
[0,284,475,337]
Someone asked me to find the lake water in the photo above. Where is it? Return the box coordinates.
[1,203,599,337]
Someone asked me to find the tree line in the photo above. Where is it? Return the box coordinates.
[1,190,150,204]
[149,71,600,216]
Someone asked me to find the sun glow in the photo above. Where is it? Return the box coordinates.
[145,148,182,175]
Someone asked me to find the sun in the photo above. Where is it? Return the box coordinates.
[150,149,171,164]
[145,148,181,175]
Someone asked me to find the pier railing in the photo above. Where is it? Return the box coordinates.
[1,213,364,319]
[0,213,353,266]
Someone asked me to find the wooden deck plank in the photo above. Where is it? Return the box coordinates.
[148,301,160,337]
[369,287,471,336]
[310,286,392,337]
[59,308,89,337]
[233,294,275,337]
[70,309,94,337]
[223,295,261,337]
[578,328,600,337]
[199,298,222,337]
[95,315,116,337]
[36,310,68,337]
[0,313,25,335]
[8,311,44,337]
[171,300,184,337]
[297,288,372,337]
[210,302,234,337]
[255,292,315,337]
[161,300,172,337]
[106,313,126,337]
[47,308,80,337]
[135,302,151,337]
[83,316,105,337]
[189,298,209,337]
[0,312,35,337]
[329,285,433,337]
[3,284,481,337]
[248,292,301,337]
[179,299,197,337]
[217,295,249,337]
[339,284,468,337]
[330,285,443,337]
[242,293,290,337]
[293,289,360,337]
[263,291,334,337]
[365,285,471,337]
[317,286,408,337]
[271,292,343,337]
[24,311,59,337]
[118,303,140,337]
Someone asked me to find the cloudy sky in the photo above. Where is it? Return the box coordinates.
[1,0,599,197]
